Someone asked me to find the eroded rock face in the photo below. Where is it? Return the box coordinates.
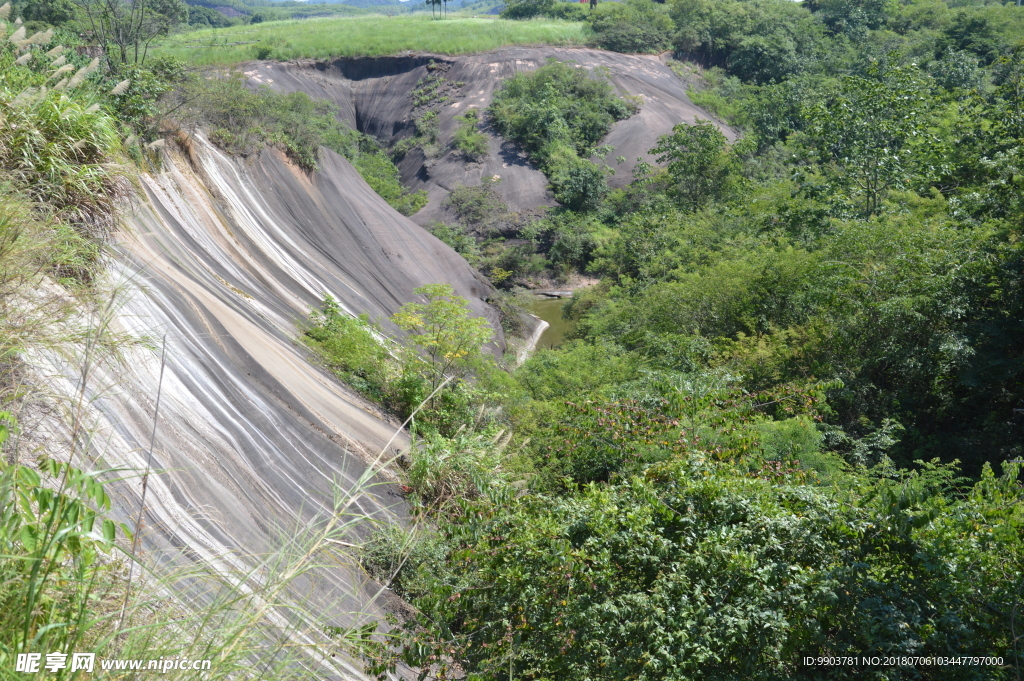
[30,136,499,679]
[246,46,735,225]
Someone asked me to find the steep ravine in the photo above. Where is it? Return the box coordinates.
[250,46,735,225]
[18,48,728,679]
[31,135,503,680]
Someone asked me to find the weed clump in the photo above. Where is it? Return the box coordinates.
[452,108,487,161]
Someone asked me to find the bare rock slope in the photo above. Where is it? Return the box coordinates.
[40,136,498,679]
[249,47,734,224]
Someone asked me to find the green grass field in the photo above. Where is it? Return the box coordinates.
[151,15,588,66]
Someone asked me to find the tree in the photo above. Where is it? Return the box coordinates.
[550,157,610,212]
[807,0,897,35]
[500,0,555,20]
[649,119,734,212]
[391,284,493,393]
[21,0,76,25]
[72,0,187,67]
[802,61,935,217]
[367,457,1024,681]
[587,0,674,54]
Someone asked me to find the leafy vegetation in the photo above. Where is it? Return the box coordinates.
[166,72,427,213]
[8,0,1024,677]
[0,25,392,679]
[281,2,1024,678]
[490,60,638,211]
[452,108,487,161]
[587,0,674,54]
[304,284,502,436]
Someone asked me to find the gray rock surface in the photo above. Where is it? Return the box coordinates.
[39,135,499,679]
[245,46,734,225]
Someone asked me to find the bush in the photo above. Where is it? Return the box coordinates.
[549,157,609,211]
[359,525,451,601]
[443,177,507,230]
[303,295,392,401]
[0,443,128,675]
[587,0,674,54]
[354,152,428,216]
[404,429,512,509]
[189,5,235,27]
[427,222,480,264]
[490,60,637,210]
[548,2,588,20]
[177,73,427,214]
[670,0,824,84]
[371,458,1024,681]
[304,286,497,434]
[500,0,556,19]
[490,60,637,164]
[452,108,488,161]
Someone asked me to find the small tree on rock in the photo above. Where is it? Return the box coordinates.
[392,284,493,395]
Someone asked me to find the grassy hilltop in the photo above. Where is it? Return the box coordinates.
[151,15,587,66]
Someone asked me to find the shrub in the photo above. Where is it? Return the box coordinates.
[452,108,488,161]
[500,0,556,19]
[304,286,497,434]
[404,429,512,510]
[427,222,480,264]
[549,157,609,211]
[189,5,235,28]
[354,152,428,216]
[176,73,427,214]
[443,177,507,230]
[490,60,637,210]
[0,61,128,239]
[490,60,637,164]
[547,2,588,20]
[371,459,1024,681]
[649,120,736,212]
[359,525,451,601]
[303,295,392,401]
[587,0,674,54]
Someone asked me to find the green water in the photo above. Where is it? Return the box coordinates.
[529,297,574,349]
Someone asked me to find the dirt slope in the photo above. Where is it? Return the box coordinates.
[247,46,734,224]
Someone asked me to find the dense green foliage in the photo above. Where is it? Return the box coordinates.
[587,0,674,54]
[304,285,504,437]
[426,178,599,288]
[373,459,1021,680]
[452,108,487,161]
[490,60,638,210]
[10,0,1024,676]
[340,2,1024,678]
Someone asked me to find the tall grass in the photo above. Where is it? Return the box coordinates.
[0,292,412,679]
[151,15,587,67]
[0,423,408,680]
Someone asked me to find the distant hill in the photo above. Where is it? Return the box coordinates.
[455,0,503,13]
[327,0,405,6]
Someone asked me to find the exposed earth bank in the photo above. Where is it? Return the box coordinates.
[247,46,734,225]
